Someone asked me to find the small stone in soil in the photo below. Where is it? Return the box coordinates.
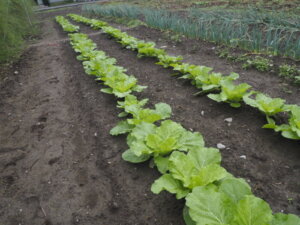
[224,117,233,123]
[109,201,119,212]
[217,143,226,149]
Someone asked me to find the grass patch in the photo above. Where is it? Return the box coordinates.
[0,0,37,63]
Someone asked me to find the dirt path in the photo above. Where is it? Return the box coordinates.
[0,8,299,225]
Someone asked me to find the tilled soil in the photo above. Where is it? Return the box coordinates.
[0,8,299,225]
[75,17,300,214]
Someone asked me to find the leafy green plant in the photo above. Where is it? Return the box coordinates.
[55,16,79,32]
[122,120,204,163]
[137,42,166,58]
[157,55,183,68]
[242,56,273,72]
[264,105,300,140]
[243,92,286,116]
[194,72,239,94]
[186,182,273,225]
[110,102,172,135]
[208,80,252,107]
[279,64,300,79]
[151,147,227,198]
[295,76,300,85]
[279,64,300,84]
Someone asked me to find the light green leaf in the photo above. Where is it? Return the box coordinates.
[208,93,223,102]
[130,141,153,157]
[177,131,205,151]
[122,149,150,163]
[183,206,197,225]
[154,155,169,174]
[118,112,128,117]
[169,151,195,187]
[110,120,134,135]
[190,164,228,188]
[188,147,221,169]
[129,122,156,141]
[186,185,234,225]
[282,130,300,140]
[145,120,186,155]
[233,195,273,225]
[101,88,113,94]
[154,103,172,119]
[151,174,189,199]
[146,134,177,155]
[219,178,252,203]
[272,213,300,225]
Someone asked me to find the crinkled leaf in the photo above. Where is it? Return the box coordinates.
[145,120,186,155]
[129,122,156,141]
[169,149,226,189]
[169,151,194,187]
[189,164,228,188]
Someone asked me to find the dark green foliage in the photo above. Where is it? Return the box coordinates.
[83,4,300,60]
[0,0,36,63]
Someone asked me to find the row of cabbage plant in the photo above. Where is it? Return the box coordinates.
[56,16,300,225]
[67,14,300,141]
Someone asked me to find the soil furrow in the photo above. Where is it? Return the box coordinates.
[76,22,300,215]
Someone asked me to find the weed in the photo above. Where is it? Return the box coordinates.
[279,64,299,79]
[242,56,273,72]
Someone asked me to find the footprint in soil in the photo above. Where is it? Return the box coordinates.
[48,76,59,84]
[31,115,47,141]
[0,149,26,170]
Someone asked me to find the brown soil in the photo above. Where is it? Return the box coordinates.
[0,7,299,225]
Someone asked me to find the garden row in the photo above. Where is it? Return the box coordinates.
[82,4,300,86]
[82,4,300,60]
[68,13,300,141]
[56,16,300,225]
[55,16,79,33]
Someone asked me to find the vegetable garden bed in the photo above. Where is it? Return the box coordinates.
[0,6,299,225]
[58,15,300,223]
